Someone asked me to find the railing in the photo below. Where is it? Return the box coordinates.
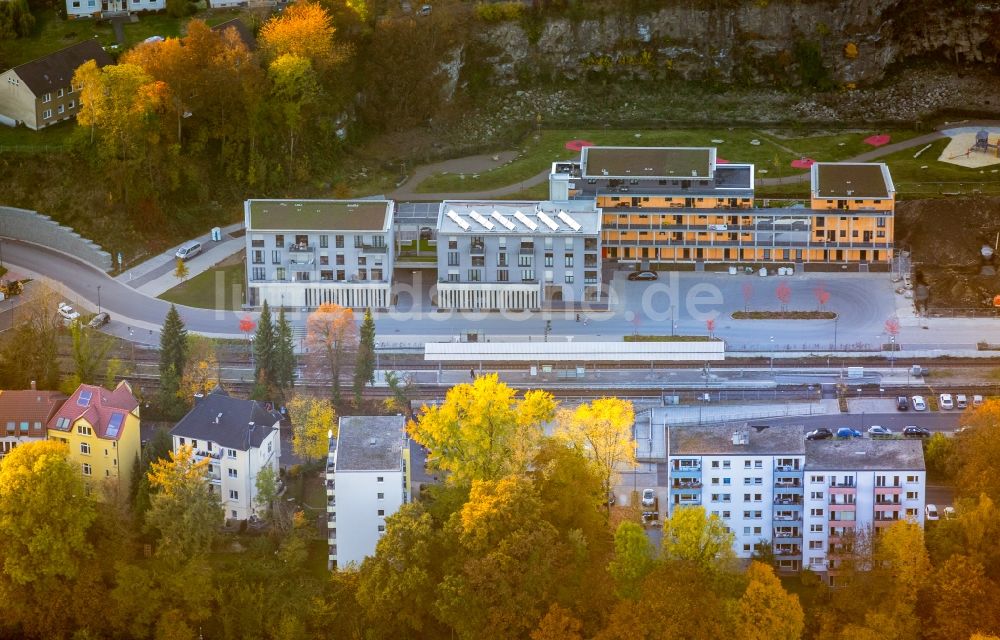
[671,481,703,489]
[361,244,388,254]
[774,497,802,505]
[288,244,314,252]
[830,482,856,488]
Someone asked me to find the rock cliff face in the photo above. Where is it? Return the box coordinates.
[464,0,1000,88]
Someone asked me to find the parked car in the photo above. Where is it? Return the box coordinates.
[88,312,110,328]
[903,426,932,438]
[805,428,833,440]
[627,271,658,281]
[836,427,862,439]
[641,488,656,507]
[973,394,984,408]
[175,241,202,261]
[911,395,927,411]
[956,394,968,409]
[868,425,893,437]
[939,393,954,410]
[57,302,80,322]
[925,504,939,521]
[943,506,956,519]
[896,396,909,411]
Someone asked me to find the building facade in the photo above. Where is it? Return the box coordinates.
[434,200,602,310]
[47,381,141,495]
[667,425,806,572]
[802,439,925,584]
[665,425,926,577]
[550,146,894,269]
[170,387,281,522]
[327,415,410,570]
[245,199,395,310]
[66,0,164,18]
[0,385,66,459]
[0,40,112,130]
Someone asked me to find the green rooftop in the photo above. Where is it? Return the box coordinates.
[248,200,391,231]
[582,147,714,179]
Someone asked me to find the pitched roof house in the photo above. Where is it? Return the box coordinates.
[0,384,67,459]
[0,40,112,131]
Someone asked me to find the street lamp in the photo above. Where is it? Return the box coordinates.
[889,335,895,370]
[769,336,775,374]
[97,285,102,314]
[833,316,838,350]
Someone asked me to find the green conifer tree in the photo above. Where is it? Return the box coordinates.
[158,305,188,417]
[253,300,276,389]
[274,307,296,393]
[353,309,376,405]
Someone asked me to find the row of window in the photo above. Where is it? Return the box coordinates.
[4,421,41,434]
[449,236,590,250]
[252,234,386,249]
[41,101,76,120]
[41,86,74,103]
[251,267,384,282]
[252,250,384,266]
[448,252,585,268]
[177,437,237,459]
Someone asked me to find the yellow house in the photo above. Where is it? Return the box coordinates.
[47,381,141,495]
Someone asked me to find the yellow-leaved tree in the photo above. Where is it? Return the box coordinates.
[661,505,735,571]
[554,397,635,510]
[178,335,219,403]
[409,374,556,484]
[287,394,336,462]
[259,1,344,70]
[145,445,222,560]
[735,561,804,640]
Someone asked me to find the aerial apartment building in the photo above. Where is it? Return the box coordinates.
[665,424,925,577]
[549,146,894,269]
[327,415,411,570]
[803,438,925,584]
[435,200,602,310]
[245,199,395,310]
[667,424,806,572]
[0,385,66,460]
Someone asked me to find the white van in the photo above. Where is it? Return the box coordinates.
[175,241,201,261]
[956,394,968,409]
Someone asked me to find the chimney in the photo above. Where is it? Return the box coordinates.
[30,380,36,391]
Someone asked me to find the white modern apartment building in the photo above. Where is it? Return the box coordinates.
[170,387,281,522]
[327,415,410,570]
[245,199,395,310]
[803,439,926,584]
[667,424,806,572]
[435,200,602,310]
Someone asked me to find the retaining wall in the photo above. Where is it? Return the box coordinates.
[0,206,112,272]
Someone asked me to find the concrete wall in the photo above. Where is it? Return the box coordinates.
[0,206,113,272]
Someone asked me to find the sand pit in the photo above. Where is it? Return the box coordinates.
[938,128,1000,168]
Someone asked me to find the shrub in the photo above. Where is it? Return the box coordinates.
[474,1,524,22]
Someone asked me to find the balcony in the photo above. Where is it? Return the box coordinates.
[774,480,802,489]
[828,518,857,527]
[672,461,701,472]
[773,546,802,556]
[676,497,701,506]
[519,246,534,255]
[773,513,802,523]
[774,496,802,505]
[829,503,856,511]
[193,449,221,460]
[288,243,314,253]
[326,480,335,496]
[361,243,388,254]
[875,485,903,494]
[829,485,857,494]
[671,481,703,491]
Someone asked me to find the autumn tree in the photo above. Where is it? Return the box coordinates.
[305,303,357,405]
[354,308,376,405]
[661,506,735,571]
[531,604,584,640]
[286,394,336,462]
[608,521,657,599]
[954,399,1000,501]
[69,319,112,386]
[409,374,556,484]
[174,257,189,281]
[742,282,753,312]
[145,445,222,560]
[555,397,635,512]
[735,561,804,640]
[178,335,219,403]
[925,555,1000,640]
[775,281,792,311]
[259,1,343,70]
[0,287,62,389]
[814,284,830,309]
[268,53,321,171]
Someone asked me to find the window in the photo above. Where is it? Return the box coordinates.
[57,88,64,98]
[252,267,265,280]
[335,254,344,265]
[497,253,508,267]
[271,250,281,264]
[810,524,824,532]
[77,425,92,436]
[906,491,919,500]
[723,478,731,486]
[448,252,460,266]
[497,270,509,282]
[42,93,52,103]
[377,509,385,516]
[810,475,825,483]
[722,511,731,518]
[811,491,824,500]
[722,461,731,469]
[518,254,533,267]
[809,541,823,549]
[228,468,238,478]
[467,269,481,282]
[378,524,385,532]
[711,478,720,486]
[355,235,364,248]
[810,508,825,517]
[320,235,329,248]
[252,250,264,264]
[743,526,751,535]
[57,104,65,114]
[82,463,92,476]
[359,268,368,280]
[711,461,719,468]
[906,475,918,483]
[755,460,763,469]
[472,256,485,267]
[232,510,238,519]
[229,490,239,500]
[521,269,535,281]
[906,508,918,517]
[377,492,384,499]
[227,449,237,459]
[80,442,91,455]
[744,460,751,469]
[319,255,329,266]
[277,267,287,281]
[274,234,284,247]
[565,274,574,284]
[743,477,752,485]
[335,235,344,248]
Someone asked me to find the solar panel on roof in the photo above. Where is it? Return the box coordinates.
[106,412,124,438]
[513,211,537,231]
[77,390,93,407]
[491,211,515,230]
[446,210,470,231]
[536,211,559,231]
[469,210,495,231]
[557,211,582,231]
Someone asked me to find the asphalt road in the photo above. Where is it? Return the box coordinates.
[762,411,962,433]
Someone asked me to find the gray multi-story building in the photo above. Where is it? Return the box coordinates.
[245,199,395,309]
[435,200,602,310]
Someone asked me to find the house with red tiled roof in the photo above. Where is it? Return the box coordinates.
[47,380,141,494]
[0,383,67,460]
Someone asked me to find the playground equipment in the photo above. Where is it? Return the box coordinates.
[950,129,1000,159]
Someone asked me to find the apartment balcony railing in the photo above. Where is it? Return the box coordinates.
[361,244,388,254]
[671,480,703,489]
[288,243,314,253]
[672,462,702,472]
[774,496,803,505]
[775,481,802,488]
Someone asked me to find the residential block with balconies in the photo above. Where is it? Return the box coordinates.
[667,424,806,572]
[549,146,894,269]
[169,387,281,522]
[435,200,602,310]
[802,438,925,584]
[245,199,395,310]
[327,415,410,570]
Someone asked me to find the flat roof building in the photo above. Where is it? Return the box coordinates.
[435,200,603,310]
[245,199,395,310]
[327,415,410,569]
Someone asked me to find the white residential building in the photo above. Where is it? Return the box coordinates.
[667,424,806,572]
[169,387,282,522]
[245,199,395,310]
[66,0,164,18]
[327,415,410,570]
[802,438,926,584]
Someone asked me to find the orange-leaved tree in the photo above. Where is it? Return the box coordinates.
[259,1,345,71]
[305,303,357,405]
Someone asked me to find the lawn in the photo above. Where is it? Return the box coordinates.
[158,261,245,310]
[0,118,76,152]
[0,10,116,69]
[413,128,925,194]
[880,138,1000,198]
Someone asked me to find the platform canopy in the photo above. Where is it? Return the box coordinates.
[424,340,725,362]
